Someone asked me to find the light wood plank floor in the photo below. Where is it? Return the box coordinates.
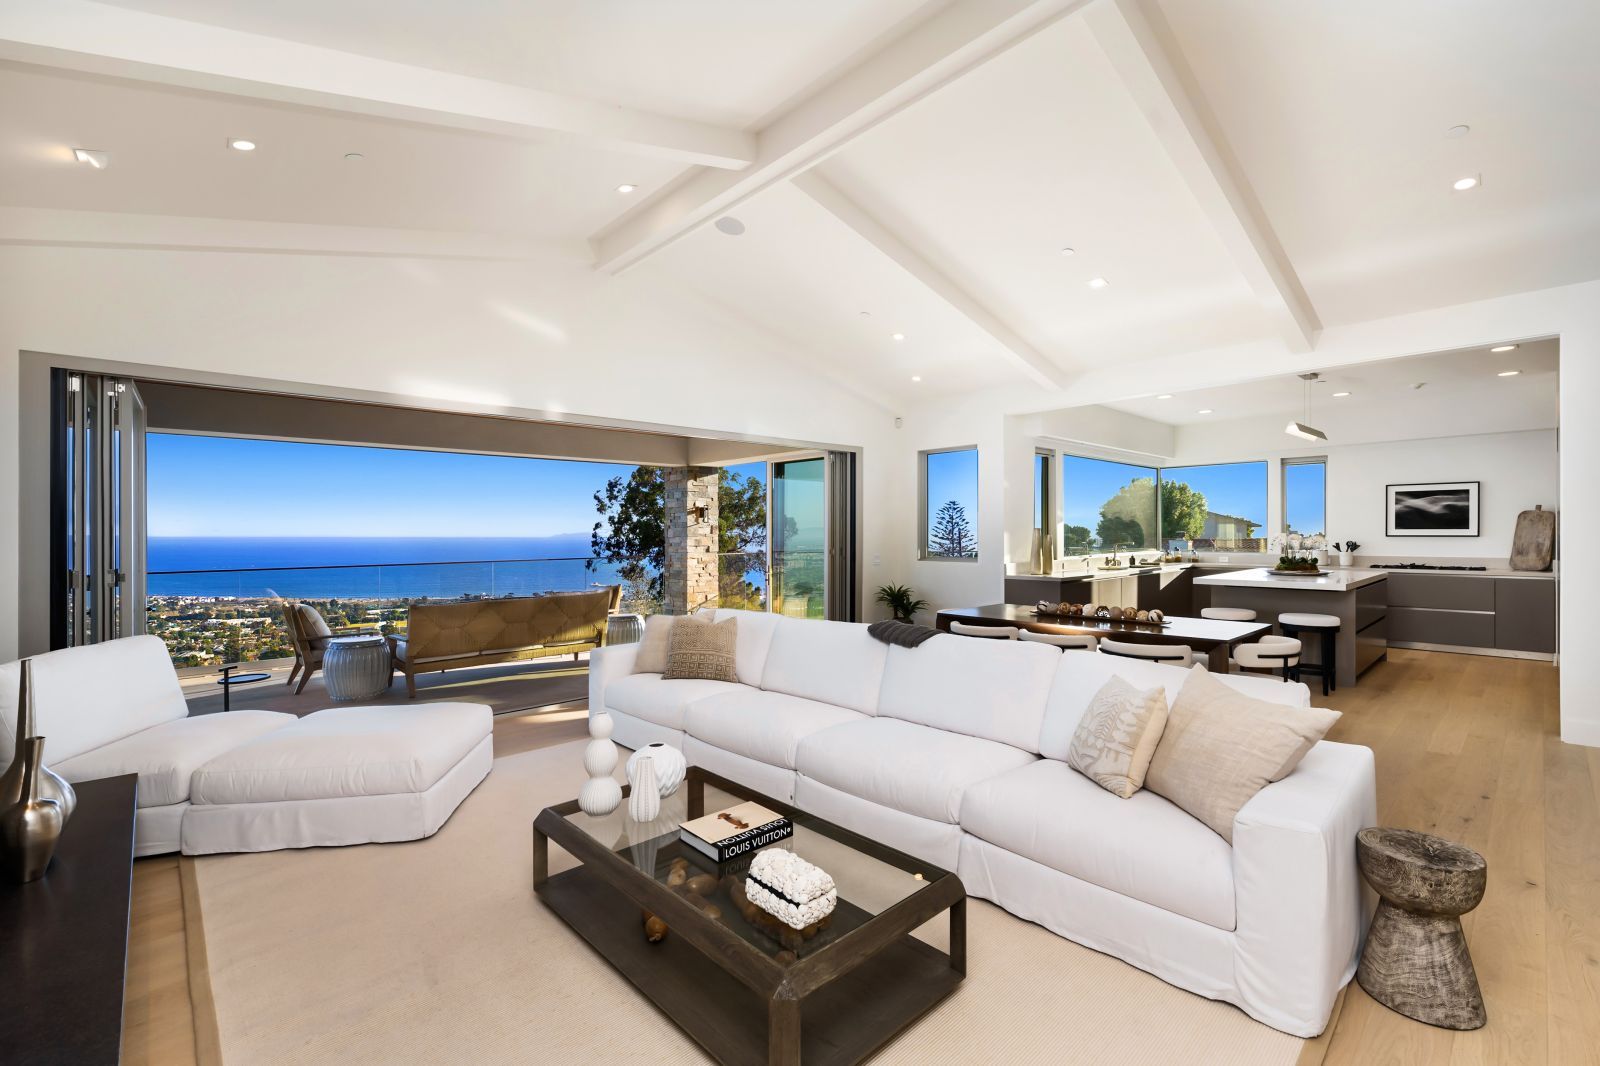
[123,652,1594,1065]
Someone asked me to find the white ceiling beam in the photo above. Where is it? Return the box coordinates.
[0,0,753,169]
[590,0,1094,273]
[1083,0,1320,352]
[794,171,1072,390]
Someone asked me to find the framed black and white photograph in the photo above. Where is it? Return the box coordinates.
[1386,481,1480,537]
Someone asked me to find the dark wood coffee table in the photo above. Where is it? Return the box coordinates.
[533,766,965,1066]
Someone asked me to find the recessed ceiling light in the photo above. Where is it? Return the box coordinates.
[910,375,922,383]
[228,138,256,152]
[1196,408,1213,415]
[1452,175,1479,191]
[1332,391,1351,397]
[1490,344,1517,353]
[714,217,745,236]
[1445,124,1471,139]
[891,332,906,342]
[72,148,109,169]
[1498,370,1521,377]
[1087,277,1109,290]
[1059,247,1075,256]
[615,183,637,194]
[1156,394,1173,400]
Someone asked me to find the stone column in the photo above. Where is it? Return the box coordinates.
[664,466,720,614]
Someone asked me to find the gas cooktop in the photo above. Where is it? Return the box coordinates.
[1369,563,1488,571]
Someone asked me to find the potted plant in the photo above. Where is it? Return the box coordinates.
[875,584,929,623]
[1336,540,1360,568]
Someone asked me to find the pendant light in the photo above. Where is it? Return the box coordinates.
[1285,372,1328,442]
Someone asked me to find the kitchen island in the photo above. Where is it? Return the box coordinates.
[1194,568,1388,689]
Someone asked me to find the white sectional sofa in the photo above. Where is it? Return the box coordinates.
[0,636,492,856]
[589,609,1376,1038]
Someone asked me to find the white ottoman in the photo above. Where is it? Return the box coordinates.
[180,702,493,855]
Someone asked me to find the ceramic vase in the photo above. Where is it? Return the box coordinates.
[1,737,64,884]
[1338,552,1354,568]
[577,712,622,817]
[628,757,661,822]
[626,742,687,798]
[0,660,76,823]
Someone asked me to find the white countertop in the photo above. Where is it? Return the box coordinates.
[1193,567,1388,592]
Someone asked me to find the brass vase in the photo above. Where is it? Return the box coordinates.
[1,737,64,883]
[0,660,76,822]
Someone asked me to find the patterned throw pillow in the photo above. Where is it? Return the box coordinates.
[1145,665,1341,842]
[1066,675,1170,799]
[662,615,739,683]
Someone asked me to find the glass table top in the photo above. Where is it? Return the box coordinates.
[555,773,938,960]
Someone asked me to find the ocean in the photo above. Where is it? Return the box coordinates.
[147,536,644,600]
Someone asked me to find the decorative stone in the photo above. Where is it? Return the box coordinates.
[1355,827,1488,1030]
[643,911,669,943]
[1108,606,1124,621]
[1148,609,1164,623]
[627,757,661,822]
[626,743,687,798]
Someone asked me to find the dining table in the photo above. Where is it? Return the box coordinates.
[934,604,1271,674]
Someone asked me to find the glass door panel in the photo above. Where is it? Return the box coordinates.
[771,457,826,619]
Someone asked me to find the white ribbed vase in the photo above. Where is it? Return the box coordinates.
[628,758,661,822]
[626,743,687,798]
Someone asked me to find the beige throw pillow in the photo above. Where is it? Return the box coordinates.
[1145,666,1341,843]
[1066,676,1170,799]
[633,615,677,674]
[662,615,739,683]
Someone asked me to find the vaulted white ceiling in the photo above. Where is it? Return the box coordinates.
[3,0,1598,407]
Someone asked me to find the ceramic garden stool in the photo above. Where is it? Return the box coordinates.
[1355,826,1488,1030]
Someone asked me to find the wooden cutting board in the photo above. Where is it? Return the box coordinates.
[1510,505,1556,571]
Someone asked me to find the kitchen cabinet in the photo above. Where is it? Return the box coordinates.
[1494,579,1557,654]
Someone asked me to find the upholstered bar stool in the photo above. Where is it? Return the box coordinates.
[949,621,1020,639]
[1201,607,1258,622]
[1097,638,1201,667]
[1231,635,1302,682]
[1277,613,1340,695]
[1019,630,1098,651]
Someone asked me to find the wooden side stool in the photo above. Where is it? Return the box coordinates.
[1355,827,1488,1030]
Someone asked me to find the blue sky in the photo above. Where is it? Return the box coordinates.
[926,448,978,540]
[147,434,639,537]
[1285,461,1327,537]
[1060,456,1157,532]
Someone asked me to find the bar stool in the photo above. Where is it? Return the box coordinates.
[1201,607,1258,621]
[1231,635,1302,683]
[1020,630,1098,651]
[1097,638,1202,667]
[1277,613,1340,695]
[949,621,1019,639]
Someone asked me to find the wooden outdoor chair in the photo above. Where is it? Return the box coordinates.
[280,602,380,695]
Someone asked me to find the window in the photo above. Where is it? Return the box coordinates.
[1159,461,1268,552]
[1283,457,1327,540]
[1060,454,1159,554]
[922,447,978,559]
[1033,451,1052,563]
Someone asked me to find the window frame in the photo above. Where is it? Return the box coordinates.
[1057,451,1161,557]
[918,445,980,562]
[1157,459,1270,552]
[1281,455,1329,540]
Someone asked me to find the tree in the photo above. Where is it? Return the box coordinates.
[1159,480,1208,542]
[588,467,770,613]
[1062,524,1093,552]
[928,500,977,557]
[1095,514,1145,550]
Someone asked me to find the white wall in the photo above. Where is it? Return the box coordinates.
[0,243,907,659]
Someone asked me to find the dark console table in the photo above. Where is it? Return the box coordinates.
[0,773,139,1064]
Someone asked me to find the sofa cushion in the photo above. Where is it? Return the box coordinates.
[685,689,866,770]
[55,710,297,807]
[1038,652,1310,762]
[795,718,1035,824]
[0,635,187,764]
[761,618,888,715]
[604,673,741,731]
[1066,675,1169,799]
[705,608,781,687]
[961,759,1237,931]
[663,615,739,683]
[633,615,676,674]
[877,634,1059,752]
[192,703,491,804]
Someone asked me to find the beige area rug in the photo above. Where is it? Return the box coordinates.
[192,742,1305,1065]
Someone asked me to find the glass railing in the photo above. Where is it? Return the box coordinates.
[147,556,649,669]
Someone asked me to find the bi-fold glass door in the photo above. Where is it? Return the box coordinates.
[762,451,856,621]
[51,370,148,648]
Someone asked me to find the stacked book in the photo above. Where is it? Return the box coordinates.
[679,801,792,864]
